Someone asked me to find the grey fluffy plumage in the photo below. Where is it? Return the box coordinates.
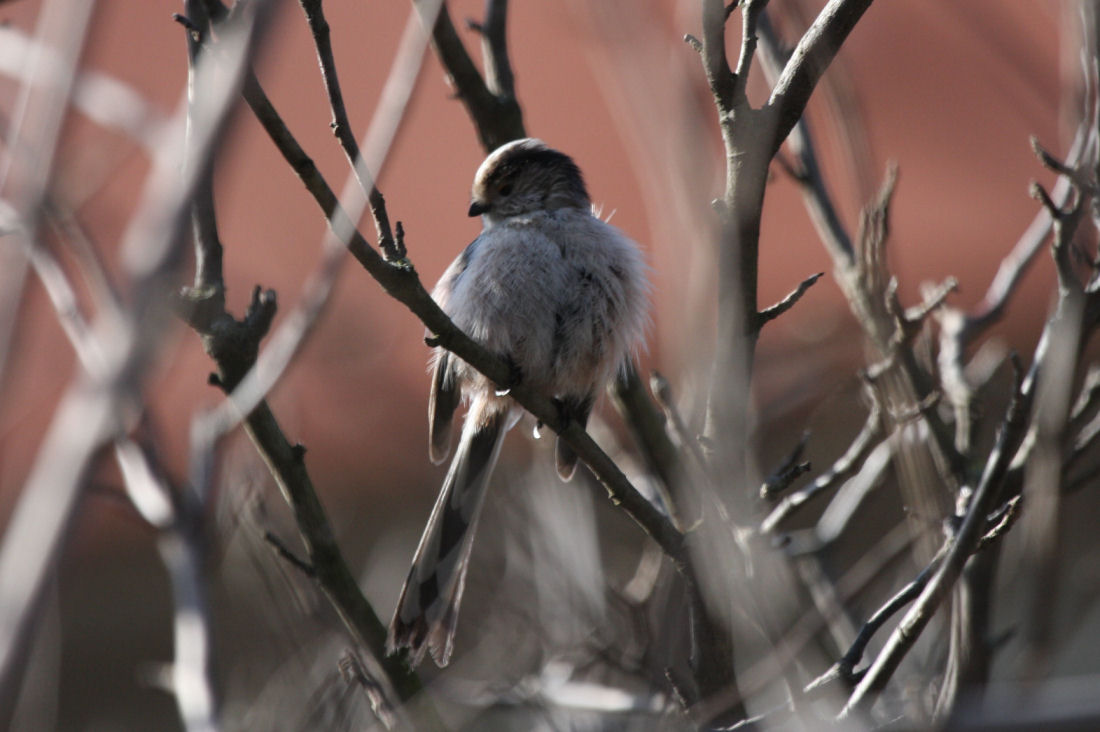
[387,138,649,667]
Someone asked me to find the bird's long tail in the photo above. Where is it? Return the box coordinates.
[387,408,508,667]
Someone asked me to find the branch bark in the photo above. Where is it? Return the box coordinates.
[766,0,876,156]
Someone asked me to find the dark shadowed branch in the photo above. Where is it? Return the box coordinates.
[297,0,401,260]
[421,0,523,151]
[757,271,825,328]
[759,431,812,501]
[807,542,948,697]
[609,365,686,524]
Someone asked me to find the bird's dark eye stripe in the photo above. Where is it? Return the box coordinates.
[500,183,514,196]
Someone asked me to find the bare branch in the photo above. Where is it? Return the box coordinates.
[0,0,95,401]
[757,271,824,327]
[906,277,958,326]
[20,239,104,375]
[609,365,686,523]
[767,0,876,155]
[701,0,735,111]
[263,531,316,578]
[298,0,401,260]
[935,131,1089,456]
[975,495,1022,552]
[183,2,447,714]
[1069,363,1100,428]
[1070,407,1100,474]
[183,1,225,304]
[732,0,769,102]
[1032,134,1094,193]
[197,0,437,443]
[0,26,165,151]
[1017,235,1089,678]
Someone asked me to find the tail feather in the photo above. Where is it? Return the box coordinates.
[428,352,460,465]
[388,409,508,666]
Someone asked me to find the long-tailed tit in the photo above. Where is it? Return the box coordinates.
[386,138,649,667]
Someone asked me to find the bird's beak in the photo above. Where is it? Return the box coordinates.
[468,200,489,217]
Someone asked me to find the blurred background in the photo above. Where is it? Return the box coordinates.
[1,0,1092,729]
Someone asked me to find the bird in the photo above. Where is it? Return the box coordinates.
[386,138,649,667]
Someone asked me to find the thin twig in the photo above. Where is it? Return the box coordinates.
[808,543,949,696]
[194,0,437,444]
[298,0,400,260]
[1068,363,1100,431]
[760,431,812,500]
[756,10,855,264]
[757,271,824,327]
[761,395,882,533]
[609,365,686,525]
[650,371,712,491]
[959,112,1090,339]
[263,531,316,578]
[732,0,768,103]
[975,495,1022,552]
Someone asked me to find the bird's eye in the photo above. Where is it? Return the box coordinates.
[499,183,514,196]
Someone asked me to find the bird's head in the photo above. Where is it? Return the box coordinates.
[468,138,590,223]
